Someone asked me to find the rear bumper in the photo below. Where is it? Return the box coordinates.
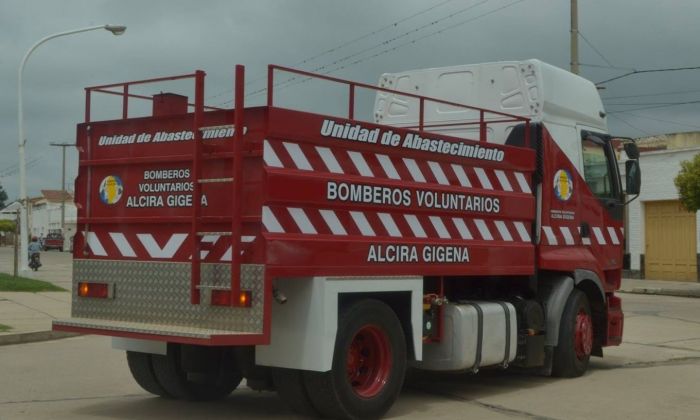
[52,318,267,346]
[63,260,268,346]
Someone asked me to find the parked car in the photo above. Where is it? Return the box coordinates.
[43,230,65,252]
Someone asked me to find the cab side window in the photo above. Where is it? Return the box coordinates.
[581,136,616,199]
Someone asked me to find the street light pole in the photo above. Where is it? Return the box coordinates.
[17,24,126,271]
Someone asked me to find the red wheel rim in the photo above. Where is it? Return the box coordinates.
[574,308,593,360]
[346,324,392,398]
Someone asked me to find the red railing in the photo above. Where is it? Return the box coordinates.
[266,65,531,146]
[84,72,224,123]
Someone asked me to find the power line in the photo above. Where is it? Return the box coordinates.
[233,0,525,104]
[206,0,459,102]
[608,99,700,113]
[596,65,700,85]
[602,88,700,100]
[623,112,700,130]
[608,113,653,136]
[605,100,700,106]
[226,0,495,104]
[578,31,613,68]
[580,63,635,71]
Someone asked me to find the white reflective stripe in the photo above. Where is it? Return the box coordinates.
[262,206,284,233]
[86,232,107,256]
[474,167,493,189]
[542,226,557,245]
[514,221,531,242]
[560,226,575,245]
[578,227,592,245]
[451,164,472,188]
[288,207,317,234]
[452,218,473,240]
[494,170,513,192]
[263,140,283,167]
[199,235,219,259]
[350,211,376,236]
[108,232,136,257]
[474,219,494,240]
[607,227,620,245]
[347,151,374,177]
[404,214,427,238]
[376,154,400,180]
[378,213,402,237]
[315,146,344,174]
[429,216,451,239]
[403,158,426,183]
[283,142,312,171]
[319,210,347,235]
[592,227,606,245]
[620,227,624,237]
[514,172,531,193]
[220,236,256,262]
[428,161,449,185]
[137,233,187,259]
[495,220,513,241]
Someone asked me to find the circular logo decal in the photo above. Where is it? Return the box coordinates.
[99,175,124,205]
[553,169,573,201]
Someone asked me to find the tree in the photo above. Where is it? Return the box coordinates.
[0,183,7,209]
[0,220,15,232]
[674,153,700,212]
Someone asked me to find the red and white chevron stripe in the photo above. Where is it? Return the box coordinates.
[262,205,531,243]
[540,226,624,246]
[82,231,255,261]
[263,139,532,194]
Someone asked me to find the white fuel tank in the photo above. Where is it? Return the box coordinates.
[415,301,517,372]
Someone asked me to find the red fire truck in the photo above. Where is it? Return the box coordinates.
[54,59,640,419]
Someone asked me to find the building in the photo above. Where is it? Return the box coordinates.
[28,190,77,251]
[623,132,700,282]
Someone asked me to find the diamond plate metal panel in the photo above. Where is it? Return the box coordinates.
[72,260,264,334]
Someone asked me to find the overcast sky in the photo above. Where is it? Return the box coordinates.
[2,0,700,201]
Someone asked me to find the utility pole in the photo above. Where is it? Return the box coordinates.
[570,0,579,74]
[49,142,76,233]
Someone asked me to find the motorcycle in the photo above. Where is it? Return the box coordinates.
[29,253,42,271]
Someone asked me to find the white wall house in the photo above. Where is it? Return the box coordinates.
[28,190,77,251]
[623,142,700,282]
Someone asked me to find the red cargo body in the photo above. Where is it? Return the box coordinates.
[56,66,536,346]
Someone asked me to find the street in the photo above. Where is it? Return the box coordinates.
[1,293,700,419]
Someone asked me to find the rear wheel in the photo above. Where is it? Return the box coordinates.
[126,351,171,397]
[151,344,242,401]
[303,299,406,419]
[552,289,593,377]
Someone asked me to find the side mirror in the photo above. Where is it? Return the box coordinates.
[624,142,640,159]
[625,159,641,195]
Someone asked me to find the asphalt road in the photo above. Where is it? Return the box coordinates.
[1,293,700,419]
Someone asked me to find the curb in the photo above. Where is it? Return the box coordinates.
[0,330,81,346]
[619,288,700,299]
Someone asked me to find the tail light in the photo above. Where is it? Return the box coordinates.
[211,290,252,307]
[78,282,112,299]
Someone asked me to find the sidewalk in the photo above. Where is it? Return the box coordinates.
[0,246,76,345]
[620,277,700,298]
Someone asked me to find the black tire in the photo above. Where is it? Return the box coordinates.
[552,289,593,377]
[303,299,406,419]
[272,368,320,417]
[126,351,171,397]
[151,344,243,401]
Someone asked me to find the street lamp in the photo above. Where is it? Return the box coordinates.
[17,24,126,271]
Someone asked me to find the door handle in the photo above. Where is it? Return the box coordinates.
[580,222,590,238]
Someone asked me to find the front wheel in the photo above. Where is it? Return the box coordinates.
[552,289,593,377]
[303,299,406,419]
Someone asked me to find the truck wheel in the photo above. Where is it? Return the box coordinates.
[552,289,593,377]
[303,299,406,419]
[272,368,320,417]
[126,351,171,397]
[151,345,242,401]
